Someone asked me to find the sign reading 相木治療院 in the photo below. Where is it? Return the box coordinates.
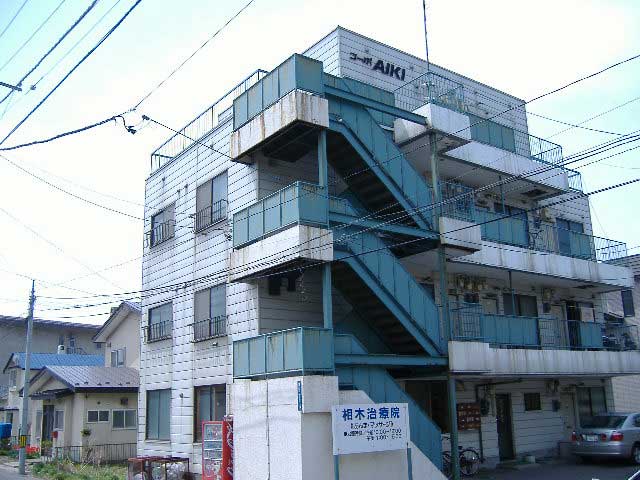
[331,403,410,455]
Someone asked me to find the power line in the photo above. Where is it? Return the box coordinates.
[0,153,142,220]
[0,0,31,42]
[526,111,624,136]
[131,0,256,110]
[0,0,99,107]
[0,0,144,146]
[0,206,125,291]
[0,0,67,74]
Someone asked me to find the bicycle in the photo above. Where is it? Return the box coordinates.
[441,434,481,478]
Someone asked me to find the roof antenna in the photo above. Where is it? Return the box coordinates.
[422,0,431,74]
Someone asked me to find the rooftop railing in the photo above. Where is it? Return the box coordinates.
[232,327,334,379]
[394,71,466,113]
[476,209,627,262]
[449,302,637,351]
[150,69,267,173]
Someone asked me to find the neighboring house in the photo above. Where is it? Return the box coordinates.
[604,254,640,411]
[93,301,141,369]
[0,316,102,390]
[27,302,141,460]
[28,366,138,461]
[2,353,103,438]
[137,26,638,479]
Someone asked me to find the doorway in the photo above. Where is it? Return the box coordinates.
[496,394,515,460]
[560,393,577,440]
[42,405,54,441]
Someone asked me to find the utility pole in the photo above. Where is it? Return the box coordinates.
[18,280,35,476]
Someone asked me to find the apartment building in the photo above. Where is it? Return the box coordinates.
[603,254,640,412]
[138,27,638,479]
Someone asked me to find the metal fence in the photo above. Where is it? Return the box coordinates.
[150,69,267,172]
[394,71,466,113]
[440,181,476,222]
[143,321,172,343]
[476,209,627,263]
[145,220,175,248]
[449,302,637,351]
[42,443,136,465]
[193,316,226,342]
[194,200,227,232]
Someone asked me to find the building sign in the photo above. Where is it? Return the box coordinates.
[457,402,481,430]
[331,403,410,455]
[349,52,406,81]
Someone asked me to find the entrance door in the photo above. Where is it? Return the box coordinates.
[496,394,515,460]
[42,405,54,441]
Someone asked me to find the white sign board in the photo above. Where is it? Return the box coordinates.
[331,403,410,455]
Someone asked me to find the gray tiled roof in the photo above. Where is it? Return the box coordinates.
[46,366,139,391]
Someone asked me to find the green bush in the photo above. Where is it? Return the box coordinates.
[32,461,126,480]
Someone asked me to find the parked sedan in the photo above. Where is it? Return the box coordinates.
[571,413,640,464]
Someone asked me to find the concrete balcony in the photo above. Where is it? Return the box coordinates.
[447,304,640,376]
[451,213,632,291]
[230,54,328,163]
[229,182,333,282]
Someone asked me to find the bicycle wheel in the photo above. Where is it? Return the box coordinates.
[442,451,452,479]
[459,448,480,476]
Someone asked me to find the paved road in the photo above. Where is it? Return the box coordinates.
[0,464,35,480]
[478,459,639,480]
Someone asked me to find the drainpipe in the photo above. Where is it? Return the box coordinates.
[318,129,333,332]
[508,271,516,316]
[474,379,522,462]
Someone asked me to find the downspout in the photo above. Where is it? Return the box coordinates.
[473,379,522,461]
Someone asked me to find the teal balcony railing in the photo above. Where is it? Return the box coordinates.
[449,302,633,351]
[232,327,334,379]
[232,182,328,248]
[233,54,324,130]
[476,210,627,262]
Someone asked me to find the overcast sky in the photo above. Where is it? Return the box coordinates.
[0,0,638,325]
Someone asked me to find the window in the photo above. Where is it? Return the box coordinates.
[54,411,64,430]
[5,412,13,425]
[194,385,226,442]
[503,293,538,317]
[469,114,516,153]
[524,393,541,411]
[113,409,136,429]
[87,410,109,423]
[111,348,126,367]
[58,335,64,347]
[146,389,171,440]
[577,386,607,426]
[622,290,635,317]
[149,204,175,247]
[9,369,16,387]
[194,285,226,341]
[195,172,228,231]
[147,303,172,341]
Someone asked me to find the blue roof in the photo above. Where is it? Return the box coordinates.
[9,353,104,370]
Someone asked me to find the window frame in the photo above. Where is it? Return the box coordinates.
[149,204,175,247]
[111,347,126,367]
[622,290,635,317]
[53,410,64,431]
[146,389,171,441]
[193,384,226,442]
[523,392,542,411]
[193,285,227,341]
[112,409,137,430]
[87,409,110,424]
[147,303,173,342]
[195,171,228,232]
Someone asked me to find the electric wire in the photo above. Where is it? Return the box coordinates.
[0,0,99,107]
[131,0,256,110]
[0,0,30,42]
[0,0,143,146]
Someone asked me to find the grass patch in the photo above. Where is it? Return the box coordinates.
[32,461,126,480]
